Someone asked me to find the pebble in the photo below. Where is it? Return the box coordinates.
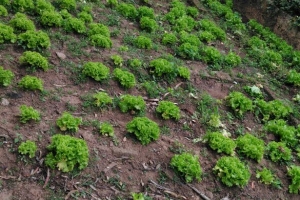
[1,98,9,106]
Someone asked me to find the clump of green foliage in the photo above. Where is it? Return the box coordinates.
[93,92,112,108]
[177,66,190,80]
[176,42,199,60]
[267,141,292,163]
[56,112,82,132]
[187,6,199,18]
[200,46,222,64]
[173,15,196,32]
[19,51,48,71]
[40,11,63,27]
[244,85,263,99]
[288,165,300,194]
[9,13,35,33]
[0,66,14,87]
[118,94,146,114]
[197,19,226,41]
[17,30,51,51]
[255,99,292,122]
[106,0,118,7]
[0,23,17,44]
[264,119,297,147]
[236,133,265,162]
[77,11,93,23]
[126,117,160,145]
[100,122,114,137]
[287,69,300,86]
[35,0,55,15]
[179,31,201,46]
[134,35,152,49]
[19,105,41,123]
[138,6,155,19]
[45,134,89,172]
[89,34,112,48]
[82,62,110,82]
[140,16,158,32]
[162,32,178,45]
[256,168,281,188]
[63,17,86,34]
[198,31,216,43]
[18,140,37,158]
[213,156,251,187]
[88,23,110,37]
[149,58,175,77]
[56,0,76,11]
[110,55,123,67]
[113,68,136,89]
[224,52,241,68]
[170,152,202,183]
[203,132,236,155]
[227,91,253,117]
[12,0,34,13]
[156,100,180,120]
[117,3,138,20]
[18,75,43,91]
[0,5,8,16]
[128,58,142,69]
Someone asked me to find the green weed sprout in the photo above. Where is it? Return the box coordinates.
[113,68,136,89]
[19,105,41,123]
[9,13,35,33]
[0,23,17,44]
[19,51,49,71]
[140,16,158,32]
[213,156,251,187]
[110,55,123,67]
[56,112,82,132]
[118,94,146,114]
[126,117,160,145]
[82,62,110,82]
[170,152,202,183]
[40,11,63,27]
[45,134,89,172]
[100,122,114,137]
[203,132,236,155]
[18,140,37,158]
[93,92,112,108]
[236,133,265,162]
[88,23,110,37]
[288,165,300,194]
[134,36,152,49]
[0,66,14,87]
[227,91,253,117]
[156,100,181,120]
[18,75,44,91]
[89,34,112,48]
[17,30,51,51]
[267,141,292,163]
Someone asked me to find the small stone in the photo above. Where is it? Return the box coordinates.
[56,52,66,60]
[206,191,214,199]
[1,98,9,106]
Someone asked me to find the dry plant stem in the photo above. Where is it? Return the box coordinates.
[43,168,50,188]
[187,184,211,200]
[149,180,187,199]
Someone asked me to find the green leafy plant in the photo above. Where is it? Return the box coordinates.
[126,117,160,145]
[197,19,226,41]
[203,132,236,155]
[45,134,89,172]
[63,17,86,34]
[149,58,175,77]
[177,66,190,80]
[255,99,292,121]
[9,13,35,33]
[198,31,216,43]
[106,0,118,8]
[224,51,241,68]
[162,32,178,45]
[40,11,63,27]
[88,23,110,37]
[156,100,180,120]
[77,11,93,23]
[176,42,199,60]
[170,152,202,183]
[140,16,158,32]
[134,36,152,49]
[0,5,8,16]
[35,0,55,15]
[56,0,76,11]
[93,92,112,108]
[113,68,136,89]
[0,23,17,44]
[287,165,300,194]
[186,6,199,18]
[12,0,34,13]
[128,58,142,69]
[267,141,292,163]
[19,51,48,71]
[256,168,281,188]
[89,34,112,48]
[118,94,146,114]
[18,75,43,91]
[56,112,82,132]
[200,46,222,64]
[227,91,253,117]
[18,140,37,158]
[179,31,201,46]
[236,133,265,162]
[19,105,41,123]
[110,55,123,67]
[244,85,263,99]
[100,122,114,137]
[17,30,51,51]
[117,3,138,20]
[173,15,196,32]
[138,6,155,19]
[82,62,110,82]
[213,156,251,187]
[287,69,300,86]
[0,66,14,87]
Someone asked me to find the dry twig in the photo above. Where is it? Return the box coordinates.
[187,184,211,200]
[43,168,50,188]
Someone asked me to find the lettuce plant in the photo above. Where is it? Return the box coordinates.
[173,15,196,32]
[18,140,37,158]
[197,19,226,41]
[110,55,123,67]
[213,156,251,187]
[88,23,110,37]
[267,141,292,163]
[126,117,160,145]
[63,17,86,34]
[162,32,178,45]
[170,152,202,183]
[9,13,35,33]
[0,23,17,44]
[35,0,55,15]
[156,100,180,120]
[140,16,158,32]
[256,168,281,188]
[118,94,146,114]
[176,42,199,60]
[287,69,300,86]
[186,6,199,18]
[224,51,241,68]
[149,58,175,77]
[203,132,236,155]
[0,5,8,16]
[113,68,136,89]
[244,85,263,99]
[89,34,112,48]
[56,112,82,132]
[77,11,93,24]
[19,51,49,71]
[40,11,63,27]
[117,3,138,20]
[227,91,253,117]
[45,134,89,172]
[18,75,43,91]
[179,31,201,46]
[255,99,292,121]
[138,6,155,19]
[93,92,112,108]
[0,66,14,87]
[177,66,190,80]
[288,165,300,194]
[236,133,265,162]
[106,0,118,7]
[12,0,34,12]
[128,58,142,69]
[18,30,51,51]
[200,46,222,64]
[100,122,114,137]
[19,105,41,123]
[56,0,76,11]
[198,31,216,43]
[134,36,152,49]
[82,62,110,82]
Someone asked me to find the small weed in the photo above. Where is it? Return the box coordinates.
[108,176,126,191]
